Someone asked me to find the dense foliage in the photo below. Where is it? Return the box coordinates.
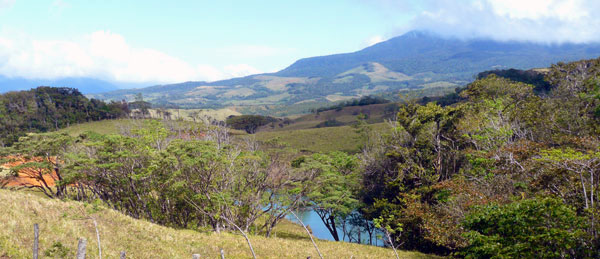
[461,198,589,258]
[477,68,552,93]
[1,120,324,238]
[357,57,600,256]
[0,87,128,146]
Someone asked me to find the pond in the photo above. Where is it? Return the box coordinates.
[288,209,385,246]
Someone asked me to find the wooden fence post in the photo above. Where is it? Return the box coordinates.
[120,251,126,259]
[92,218,102,259]
[192,254,200,259]
[33,223,39,259]
[76,238,87,259]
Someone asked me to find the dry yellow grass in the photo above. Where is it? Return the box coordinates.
[148,108,241,121]
[57,119,135,136]
[0,190,438,258]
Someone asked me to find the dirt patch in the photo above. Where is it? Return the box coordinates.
[1,156,58,187]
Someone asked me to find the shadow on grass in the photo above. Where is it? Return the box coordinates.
[269,231,314,241]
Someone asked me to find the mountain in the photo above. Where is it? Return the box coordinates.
[90,31,600,108]
[0,76,145,94]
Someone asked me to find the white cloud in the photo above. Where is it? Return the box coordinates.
[0,30,257,83]
[0,0,15,10]
[384,0,600,43]
[487,0,586,21]
[50,0,70,15]
[223,64,263,78]
[217,45,295,59]
[364,35,385,47]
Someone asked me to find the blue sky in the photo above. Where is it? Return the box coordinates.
[0,0,598,85]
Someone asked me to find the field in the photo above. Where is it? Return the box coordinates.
[57,102,398,155]
[56,116,393,155]
[0,189,437,258]
[254,123,391,154]
[57,119,136,136]
[258,103,396,132]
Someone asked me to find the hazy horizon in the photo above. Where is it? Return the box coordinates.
[0,0,598,88]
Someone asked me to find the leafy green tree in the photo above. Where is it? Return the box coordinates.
[62,120,309,236]
[226,115,276,134]
[462,198,591,258]
[0,132,74,198]
[301,152,360,241]
[360,100,463,247]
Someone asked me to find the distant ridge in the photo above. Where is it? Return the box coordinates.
[0,76,146,94]
[89,30,600,108]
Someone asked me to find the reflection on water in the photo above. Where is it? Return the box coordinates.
[287,209,384,246]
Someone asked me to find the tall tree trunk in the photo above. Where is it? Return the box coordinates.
[329,215,340,241]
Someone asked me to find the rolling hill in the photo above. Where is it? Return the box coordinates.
[90,30,600,109]
[0,189,436,258]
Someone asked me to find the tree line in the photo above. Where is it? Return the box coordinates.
[0,119,362,242]
[0,87,129,146]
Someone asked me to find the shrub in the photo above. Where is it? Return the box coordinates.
[314,119,344,128]
[226,115,277,133]
[44,241,71,258]
[461,197,591,258]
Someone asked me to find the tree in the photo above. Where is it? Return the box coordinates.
[300,152,360,241]
[0,87,128,146]
[539,147,600,239]
[0,132,74,198]
[462,198,590,258]
[226,115,275,134]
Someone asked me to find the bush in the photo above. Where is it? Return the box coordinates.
[314,119,344,128]
[44,241,72,258]
[461,198,591,258]
[225,115,277,133]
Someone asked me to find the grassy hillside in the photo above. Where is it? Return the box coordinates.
[258,103,395,132]
[57,119,135,136]
[56,114,393,155]
[58,119,249,138]
[56,118,391,155]
[254,123,390,154]
[147,108,241,121]
[0,190,436,258]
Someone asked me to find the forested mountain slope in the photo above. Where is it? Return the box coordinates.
[0,87,128,146]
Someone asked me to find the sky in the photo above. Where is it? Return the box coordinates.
[0,0,598,86]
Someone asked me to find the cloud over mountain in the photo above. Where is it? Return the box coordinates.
[370,0,600,43]
[0,30,261,84]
